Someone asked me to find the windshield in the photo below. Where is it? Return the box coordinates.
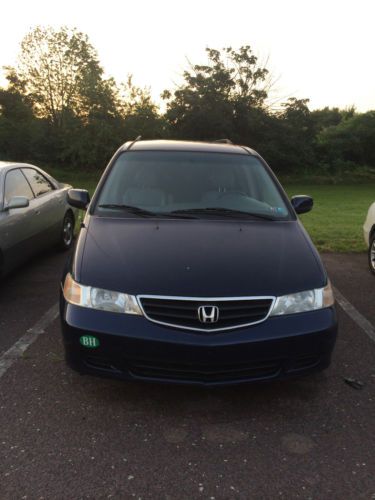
[94,151,291,220]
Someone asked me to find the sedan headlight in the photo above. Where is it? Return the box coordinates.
[270,281,334,316]
[63,273,143,315]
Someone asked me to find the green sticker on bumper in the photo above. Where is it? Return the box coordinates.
[80,335,100,348]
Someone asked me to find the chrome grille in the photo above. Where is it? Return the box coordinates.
[138,295,275,332]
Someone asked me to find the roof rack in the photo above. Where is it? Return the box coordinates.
[213,139,233,144]
[127,135,142,150]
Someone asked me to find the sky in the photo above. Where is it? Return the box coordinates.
[1,0,374,111]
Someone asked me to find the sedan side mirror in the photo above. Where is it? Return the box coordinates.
[291,195,313,214]
[67,189,90,210]
[5,196,30,210]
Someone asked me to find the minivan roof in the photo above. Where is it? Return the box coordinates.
[119,140,258,156]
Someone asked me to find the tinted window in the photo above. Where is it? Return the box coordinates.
[4,169,34,204]
[95,151,290,219]
[22,168,54,197]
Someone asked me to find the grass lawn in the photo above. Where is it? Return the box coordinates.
[286,185,374,252]
[49,167,101,195]
[49,166,374,253]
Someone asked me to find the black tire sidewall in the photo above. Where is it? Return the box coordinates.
[369,235,375,275]
[60,212,74,251]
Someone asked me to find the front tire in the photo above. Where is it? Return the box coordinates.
[368,234,375,275]
[59,212,74,251]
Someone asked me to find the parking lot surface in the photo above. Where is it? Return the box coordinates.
[0,250,374,499]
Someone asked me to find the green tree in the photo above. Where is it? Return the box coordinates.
[4,26,116,129]
[2,26,129,168]
[162,46,272,141]
[311,106,343,131]
[118,76,165,139]
[0,87,44,161]
[318,111,375,168]
[277,98,317,171]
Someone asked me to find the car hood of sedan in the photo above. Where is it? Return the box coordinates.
[78,216,326,297]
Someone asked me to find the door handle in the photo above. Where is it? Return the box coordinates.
[34,210,41,215]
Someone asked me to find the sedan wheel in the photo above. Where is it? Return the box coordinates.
[369,235,375,275]
[60,213,74,250]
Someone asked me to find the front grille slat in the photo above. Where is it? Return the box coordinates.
[139,295,274,331]
[141,301,198,311]
[148,311,197,320]
[219,309,268,319]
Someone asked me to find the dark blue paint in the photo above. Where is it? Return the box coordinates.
[60,140,338,385]
[61,303,337,386]
[75,217,325,297]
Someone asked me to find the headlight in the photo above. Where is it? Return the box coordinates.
[63,273,143,315]
[270,281,334,316]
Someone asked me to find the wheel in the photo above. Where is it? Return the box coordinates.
[369,234,375,275]
[59,212,74,251]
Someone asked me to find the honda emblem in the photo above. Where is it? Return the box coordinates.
[198,305,219,324]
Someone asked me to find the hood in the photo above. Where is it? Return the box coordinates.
[77,216,326,297]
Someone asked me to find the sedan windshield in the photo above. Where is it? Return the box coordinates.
[94,151,290,220]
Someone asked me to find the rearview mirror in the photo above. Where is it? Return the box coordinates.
[291,195,313,214]
[67,189,90,210]
[5,196,30,210]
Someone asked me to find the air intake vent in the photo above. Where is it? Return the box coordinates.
[138,296,274,332]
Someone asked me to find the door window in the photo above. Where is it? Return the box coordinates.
[22,168,54,197]
[4,169,34,204]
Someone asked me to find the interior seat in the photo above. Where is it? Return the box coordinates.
[122,187,166,207]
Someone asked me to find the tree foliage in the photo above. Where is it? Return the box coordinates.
[118,76,166,139]
[1,29,374,175]
[318,111,375,168]
[5,27,110,127]
[162,46,272,141]
[0,27,163,168]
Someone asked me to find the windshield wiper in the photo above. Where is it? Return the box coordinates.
[98,204,157,217]
[169,207,276,220]
[98,204,197,219]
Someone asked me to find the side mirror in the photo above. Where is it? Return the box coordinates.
[291,195,313,215]
[5,196,30,210]
[67,189,90,210]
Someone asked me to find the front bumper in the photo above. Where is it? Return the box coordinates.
[60,302,338,386]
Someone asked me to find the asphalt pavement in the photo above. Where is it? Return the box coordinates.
[0,250,374,499]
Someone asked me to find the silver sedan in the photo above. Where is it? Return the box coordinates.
[0,162,77,276]
[363,201,375,274]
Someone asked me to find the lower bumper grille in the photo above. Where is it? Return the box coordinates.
[128,359,282,383]
[83,355,322,384]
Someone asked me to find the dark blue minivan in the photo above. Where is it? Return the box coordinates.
[60,140,337,385]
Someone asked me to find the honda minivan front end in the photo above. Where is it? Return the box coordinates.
[60,140,337,386]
